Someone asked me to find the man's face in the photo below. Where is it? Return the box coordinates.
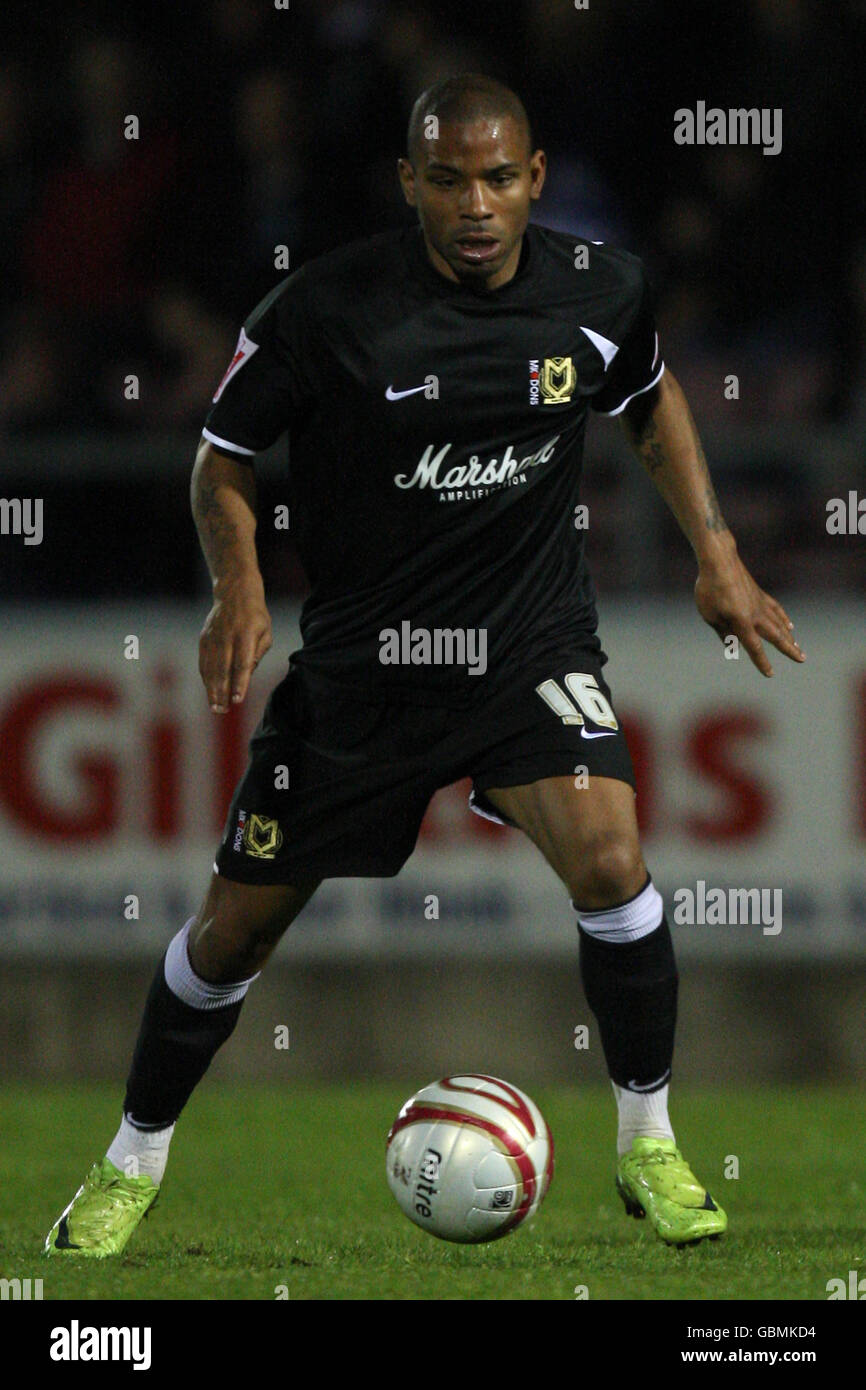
[398,115,546,290]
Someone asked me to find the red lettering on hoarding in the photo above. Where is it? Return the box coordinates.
[621,713,654,837]
[0,672,781,851]
[148,663,181,839]
[0,677,120,839]
[683,712,772,842]
[0,667,260,845]
[214,699,246,833]
[420,778,501,842]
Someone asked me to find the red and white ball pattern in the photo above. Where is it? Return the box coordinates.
[386,1074,554,1243]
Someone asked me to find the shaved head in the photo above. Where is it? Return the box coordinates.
[406,73,534,165]
[398,72,545,291]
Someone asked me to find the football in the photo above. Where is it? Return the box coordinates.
[385,1073,554,1243]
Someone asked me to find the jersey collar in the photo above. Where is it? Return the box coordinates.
[403,223,540,301]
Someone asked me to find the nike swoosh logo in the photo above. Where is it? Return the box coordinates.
[385,384,428,400]
[627,1069,671,1093]
[55,1216,80,1249]
[581,728,617,739]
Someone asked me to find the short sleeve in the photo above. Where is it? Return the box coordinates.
[591,268,664,416]
[202,271,315,459]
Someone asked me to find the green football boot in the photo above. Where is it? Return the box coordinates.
[43,1157,159,1258]
[616,1137,727,1245]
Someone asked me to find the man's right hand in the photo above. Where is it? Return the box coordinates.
[198,580,273,713]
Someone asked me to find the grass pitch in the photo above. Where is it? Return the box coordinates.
[2,1082,863,1301]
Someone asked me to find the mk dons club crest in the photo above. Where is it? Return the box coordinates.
[540,356,576,404]
[242,814,283,859]
[528,357,577,405]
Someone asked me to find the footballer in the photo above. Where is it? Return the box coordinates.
[45,74,804,1257]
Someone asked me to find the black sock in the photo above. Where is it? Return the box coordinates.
[123,954,245,1128]
[578,914,678,1091]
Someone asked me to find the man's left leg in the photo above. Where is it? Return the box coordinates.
[482,773,726,1245]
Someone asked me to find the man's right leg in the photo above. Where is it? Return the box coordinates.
[44,872,319,1257]
[120,872,319,1138]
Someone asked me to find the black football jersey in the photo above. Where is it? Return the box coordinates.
[203,223,664,705]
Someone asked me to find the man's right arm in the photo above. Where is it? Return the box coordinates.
[191,437,273,713]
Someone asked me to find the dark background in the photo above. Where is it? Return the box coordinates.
[2,0,864,601]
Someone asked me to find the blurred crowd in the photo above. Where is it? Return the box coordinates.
[4,0,866,434]
[2,0,864,598]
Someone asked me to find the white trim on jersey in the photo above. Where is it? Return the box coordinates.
[594,359,665,417]
[202,428,256,457]
[579,324,620,369]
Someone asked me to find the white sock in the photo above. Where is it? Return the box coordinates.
[613,1080,675,1156]
[106,1114,175,1184]
[574,876,664,942]
[164,916,260,1008]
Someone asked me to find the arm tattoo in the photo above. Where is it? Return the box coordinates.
[643,435,667,477]
[687,421,729,533]
[194,474,242,575]
[703,484,727,532]
[631,412,667,476]
[631,397,729,533]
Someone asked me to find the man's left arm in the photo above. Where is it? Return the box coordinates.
[619,368,805,677]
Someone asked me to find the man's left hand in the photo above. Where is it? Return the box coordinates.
[694,548,805,677]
